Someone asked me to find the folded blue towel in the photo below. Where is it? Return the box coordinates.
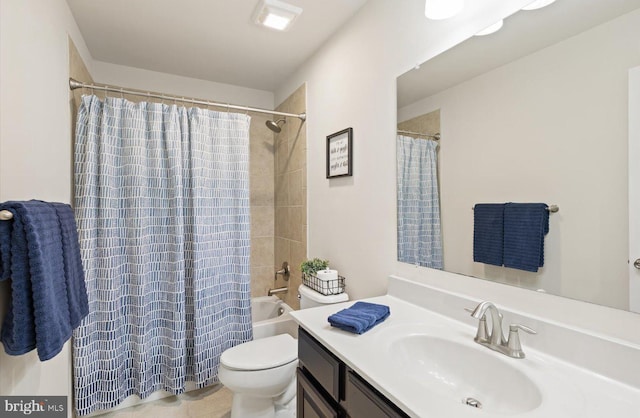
[0,200,89,361]
[503,203,549,272]
[328,301,390,334]
[473,204,505,266]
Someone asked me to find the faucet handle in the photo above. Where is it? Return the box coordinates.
[509,323,536,335]
[507,323,536,359]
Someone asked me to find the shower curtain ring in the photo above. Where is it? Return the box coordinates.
[120,88,124,99]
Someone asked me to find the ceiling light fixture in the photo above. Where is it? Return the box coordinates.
[424,0,464,20]
[522,0,557,11]
[252,0,302,32]
[475,19,504,36]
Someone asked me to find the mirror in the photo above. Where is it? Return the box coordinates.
[396,0,640,312]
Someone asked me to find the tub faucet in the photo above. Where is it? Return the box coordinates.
[267,287,288,296]
[467,301,536,359]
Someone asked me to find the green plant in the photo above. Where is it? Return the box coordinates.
[300,258,329,275]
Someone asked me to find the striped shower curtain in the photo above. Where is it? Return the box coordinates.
[72,95,252,416]
[396,135,443,269]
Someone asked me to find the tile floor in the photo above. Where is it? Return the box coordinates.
[94,385,232,418]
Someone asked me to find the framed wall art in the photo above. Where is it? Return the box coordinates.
[326,127,353,178]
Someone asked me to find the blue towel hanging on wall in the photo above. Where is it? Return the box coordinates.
[473,204,505,266]
[503,203,549,272]
[0,200,88,361]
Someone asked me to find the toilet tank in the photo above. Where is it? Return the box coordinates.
[298,284,349,309]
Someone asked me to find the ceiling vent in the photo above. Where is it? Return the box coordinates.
[252,0,303,31]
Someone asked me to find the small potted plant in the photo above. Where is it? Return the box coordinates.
[300,258,329,277]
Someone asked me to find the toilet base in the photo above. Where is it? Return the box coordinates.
[229,391,296,418]
[275,396,296,418]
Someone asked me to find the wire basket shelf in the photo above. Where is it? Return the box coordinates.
[302,273,346,296]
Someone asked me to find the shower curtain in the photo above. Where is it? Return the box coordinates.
[396,135,443,269]
[72,95,252,416]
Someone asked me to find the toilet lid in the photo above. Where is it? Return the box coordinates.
[220,334,297,371]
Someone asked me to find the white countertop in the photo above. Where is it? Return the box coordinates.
[291,295,640,418]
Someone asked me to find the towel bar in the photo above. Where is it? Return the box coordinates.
[472,205,559,213]
[0,210,13,220]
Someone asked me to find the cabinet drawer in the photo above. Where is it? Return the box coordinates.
[297,368,340,418]
[345,370,408,418]
[298,327,343,402]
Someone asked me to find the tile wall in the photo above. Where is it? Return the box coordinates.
[273,85,307,309]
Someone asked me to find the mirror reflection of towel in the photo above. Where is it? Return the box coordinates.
[503,203,549,272]
[473,204,505,266]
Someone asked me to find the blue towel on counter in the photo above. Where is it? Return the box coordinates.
[0,200,89,361]
[328,302,390,334]
[473,204,505,266]
[503,203,549,272]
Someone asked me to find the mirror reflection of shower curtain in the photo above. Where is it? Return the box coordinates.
[397,135,443,269]
[72,95,252,416]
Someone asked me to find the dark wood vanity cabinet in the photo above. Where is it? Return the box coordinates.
[297,327,409,418]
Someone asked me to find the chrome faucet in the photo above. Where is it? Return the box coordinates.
[467,301,536,359]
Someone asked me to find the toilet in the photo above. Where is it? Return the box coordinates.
[218,284,349,418]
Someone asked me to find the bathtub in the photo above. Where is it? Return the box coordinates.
[251,296,298,340]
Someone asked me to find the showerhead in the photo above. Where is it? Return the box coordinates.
[266,118,286,133]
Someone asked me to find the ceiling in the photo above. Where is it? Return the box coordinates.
[398,0,640,108]
[66,0,369,92]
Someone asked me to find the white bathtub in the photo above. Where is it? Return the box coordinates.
[251,296,298,340]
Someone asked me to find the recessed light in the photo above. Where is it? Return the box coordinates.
[253,0,302,32]
[522,0,556,11]
[424,0,464,20]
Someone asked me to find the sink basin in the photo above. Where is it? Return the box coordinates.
[390,335,543,415]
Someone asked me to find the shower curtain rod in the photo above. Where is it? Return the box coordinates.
[397,129,440,140]
[69,78,306,121]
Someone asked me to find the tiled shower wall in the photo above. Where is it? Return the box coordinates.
[248,113,276,296]
[274,85,307,309]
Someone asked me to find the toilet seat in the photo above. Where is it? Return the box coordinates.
[221,334,297,371]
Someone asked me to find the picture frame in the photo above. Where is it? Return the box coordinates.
[326,127,353,178]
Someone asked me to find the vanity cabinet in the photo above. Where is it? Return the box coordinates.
[297,327,409,418]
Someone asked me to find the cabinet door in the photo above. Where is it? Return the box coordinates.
[345,371,408,418]
[297,368,340,418]
[298,327,343,402]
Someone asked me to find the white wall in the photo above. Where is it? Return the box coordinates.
[275,0,533,300]
[91,61,274,110]
[0,0,93,406]
[398,10,640,310]
[631,65,640,313]
[277,0,640,346]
